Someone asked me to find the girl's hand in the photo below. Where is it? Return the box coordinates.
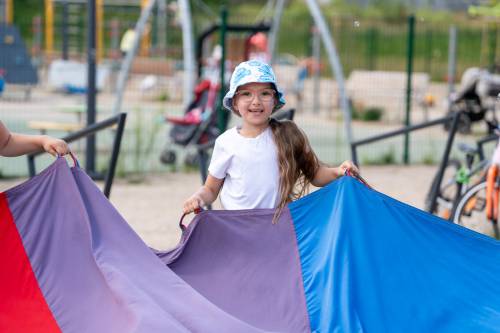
[183,194,205,214]
[338,160,359,177]
[41,136,70,156]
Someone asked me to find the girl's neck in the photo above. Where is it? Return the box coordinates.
[238,122,269,138]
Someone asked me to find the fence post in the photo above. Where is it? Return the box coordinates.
[217,6,228,133]
[86,0,97,175]
[488,24,498,72]
[403,15,415,165]
[366,27,377,70]
[447,26,457,102]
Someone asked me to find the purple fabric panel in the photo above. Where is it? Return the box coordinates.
[7,159,273,332]
[6,159,134,332]
[71,165,275,332]
[158,209,311,333]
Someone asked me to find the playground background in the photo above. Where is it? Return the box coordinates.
[0,163,436,249]
[1,1,500,243]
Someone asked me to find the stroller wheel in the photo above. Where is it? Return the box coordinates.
[160,150,177,165]
[184,153,199,168]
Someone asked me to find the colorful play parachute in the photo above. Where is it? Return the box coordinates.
[1,158,499,332]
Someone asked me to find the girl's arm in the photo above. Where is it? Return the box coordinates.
[183,175,224,214]
[0,121,69,157]
[311,160,359,187]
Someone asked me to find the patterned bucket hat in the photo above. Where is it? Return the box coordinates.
[223,60,286,115]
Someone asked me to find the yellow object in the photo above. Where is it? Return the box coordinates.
[45,0,54,56]
[5,0,13,24]
[97,0,104,61]
[140,0,151,56]
[28,121,82,135]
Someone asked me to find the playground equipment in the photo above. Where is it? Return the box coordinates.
[111,0,354,147]
[43,0,158,60]
[0,24,39,99]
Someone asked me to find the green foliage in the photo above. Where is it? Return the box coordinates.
[156,92,170,102]
[362,107,384,121]
[421,153,436,165]
[363,148,396,165]
[352,105,384,122]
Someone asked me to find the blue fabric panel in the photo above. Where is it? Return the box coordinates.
[289,177,500,333]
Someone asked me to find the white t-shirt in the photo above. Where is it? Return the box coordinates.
[208,126,280,210]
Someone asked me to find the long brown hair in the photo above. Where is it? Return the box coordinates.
[269,118,320,223]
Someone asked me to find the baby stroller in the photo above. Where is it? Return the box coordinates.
[446,67,500,134]
[160,79,221,166]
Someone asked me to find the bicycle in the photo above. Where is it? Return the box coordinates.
[452,94,500,239]
[425,140,492,220]
[452,172,500,239]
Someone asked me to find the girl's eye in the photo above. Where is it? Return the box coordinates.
[239,91,252,97]
[261,91,272,97]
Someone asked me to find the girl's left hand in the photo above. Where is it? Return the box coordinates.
[339,160,359,176]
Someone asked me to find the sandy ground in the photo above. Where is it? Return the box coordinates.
[0,164,437,250]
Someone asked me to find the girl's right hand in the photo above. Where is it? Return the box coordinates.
[41,136,70,156]
[183,195,205,214]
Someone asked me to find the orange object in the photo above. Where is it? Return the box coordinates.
[486,165,498,220]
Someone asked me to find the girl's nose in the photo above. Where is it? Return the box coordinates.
[251,94,262,104]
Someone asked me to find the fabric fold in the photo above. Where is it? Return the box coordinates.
[1,159,499,333]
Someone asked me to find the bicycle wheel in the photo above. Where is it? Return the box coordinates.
[425,159,462,219]
[452,181,499,238]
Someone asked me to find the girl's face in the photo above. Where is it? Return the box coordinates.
[232,82,276,128]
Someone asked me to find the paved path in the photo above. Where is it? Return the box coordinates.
[0,165,437,250]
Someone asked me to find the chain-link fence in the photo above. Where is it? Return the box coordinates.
[1,4,499,177]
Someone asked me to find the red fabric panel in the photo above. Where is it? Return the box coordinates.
[0,192,61,332]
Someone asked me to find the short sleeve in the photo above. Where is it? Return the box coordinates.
[208,139,232,179]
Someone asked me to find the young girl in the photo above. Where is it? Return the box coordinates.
[183,60,358,219]
[0,121,70,157]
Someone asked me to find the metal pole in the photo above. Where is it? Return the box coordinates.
[312,25,320,114]
[112,0,157,114]
[426,112,460,214]
[179,0,195,106]
[425,28,432,75]
[268,0,286,64]
[488,24,498,72]
[157,0,167,56]
[447,25,457,97]
[304,0,354,147]
[366,27,377,70]
[86,0,97,174]
[217,6,228,133]
[103,113,127,198]
[403,15,415,165]
[62,0,69,60]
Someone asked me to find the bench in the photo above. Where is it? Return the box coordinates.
[28,120,82,135]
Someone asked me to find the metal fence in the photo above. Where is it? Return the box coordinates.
[1,5,499,178]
